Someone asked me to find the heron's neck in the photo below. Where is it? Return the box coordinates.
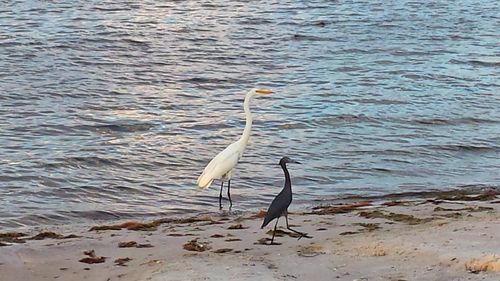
[281,163,292,192]
[239,93,253,145]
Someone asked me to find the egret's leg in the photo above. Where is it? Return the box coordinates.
[227,180,232,209]
[285,214,310,239]
[271,217,280,244]
[219,181,224,209]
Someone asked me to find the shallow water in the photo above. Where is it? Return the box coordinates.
[1,0,499,228]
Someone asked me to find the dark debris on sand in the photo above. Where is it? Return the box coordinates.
[79,256,106,264]
[0,232,27,244]
[355,222,381,232]
[434,206,493,212]
[89,216,219,232]
[167,233,195,237]
[265,229,302,238]
[0,232,26,239]
[118,241,138,248]
[382,201,408,206]
[339,223,381,235]
[254,237,281,245]
[0,231,79,245]
[359,210,433,225]
[227,223,248,230]
[225,238,242,242]
[114,257,132,266]
[183,239,211,252]
[79,250,106,264]
[29,232,80,240]
[436,190,497,201]
[311,201,372,215]
[213,248,233,253]
[118,241,153,248]
[339,231,359,236]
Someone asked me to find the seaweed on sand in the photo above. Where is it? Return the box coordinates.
[114,257,132,266]
[89,216,219,232]
[0,232,27,244]
[183,239,211,252]
[79,250,106,264]
[311,201,372,215]
[359,210,433,225]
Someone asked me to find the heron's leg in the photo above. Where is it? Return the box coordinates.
[285,214,311,239]
[227,180,232,209]
[219,181,224,209]
[270,217,280,244]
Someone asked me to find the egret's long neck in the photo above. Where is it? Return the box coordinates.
[240,93,253,145]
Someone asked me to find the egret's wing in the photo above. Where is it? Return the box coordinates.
[197,142,241,189]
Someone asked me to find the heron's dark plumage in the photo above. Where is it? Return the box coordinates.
[261,188,291,228]
[261,157,294,229]
[261,157,309,244]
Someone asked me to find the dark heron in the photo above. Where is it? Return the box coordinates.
[261,156,310,244]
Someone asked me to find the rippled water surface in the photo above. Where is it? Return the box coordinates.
[1,0,499,227]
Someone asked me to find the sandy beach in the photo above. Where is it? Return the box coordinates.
[1,189,499,281]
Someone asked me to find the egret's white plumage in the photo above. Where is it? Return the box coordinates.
[197,141,241,188]
[197,88,272,208]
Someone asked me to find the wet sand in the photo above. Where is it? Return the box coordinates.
[1,190,499,281]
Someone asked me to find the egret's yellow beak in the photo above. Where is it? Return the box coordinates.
[255,88,273,95]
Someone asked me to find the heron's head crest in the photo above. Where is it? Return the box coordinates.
[279,156,301,165]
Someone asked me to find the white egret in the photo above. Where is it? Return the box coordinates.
[197,88,273,209]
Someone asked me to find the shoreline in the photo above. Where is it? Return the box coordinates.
[2,184,498,231]
[1,188,499,280]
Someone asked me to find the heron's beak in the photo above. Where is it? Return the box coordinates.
[291,160,301,164]
[255,88,273,95]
